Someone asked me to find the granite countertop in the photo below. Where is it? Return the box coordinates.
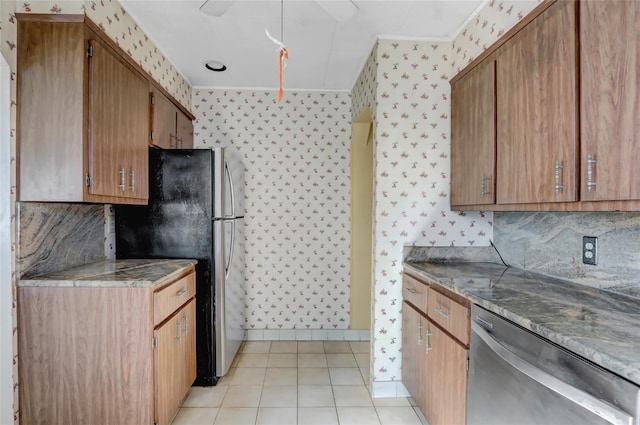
[18,259,197,288]
[403,261,640,386]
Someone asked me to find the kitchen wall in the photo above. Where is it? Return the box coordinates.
[347,0,549,396]
[192,89,353,337]
[494,213,640,299]
[450,0,542,76]
[0,1,192,421]
[16,203,105,278]
[351,38,495,395]
[451,0,640,299]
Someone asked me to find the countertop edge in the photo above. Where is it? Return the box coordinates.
[403,262,640,386]
[17,259,198,288]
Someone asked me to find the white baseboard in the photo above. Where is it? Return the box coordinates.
[371,381,411,398]
[244,329,371,341]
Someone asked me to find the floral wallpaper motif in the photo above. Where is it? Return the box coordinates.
[350,39,494,387]
[351,42,378,122]
[4,0,192,108]
[350,1,546,386]
[192,89,352,330]
[0,0,192,421]
[451,0,543,76]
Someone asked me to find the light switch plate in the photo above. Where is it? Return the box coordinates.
[583,236,597,265]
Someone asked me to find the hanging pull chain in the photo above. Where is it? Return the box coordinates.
[279,47,288,102]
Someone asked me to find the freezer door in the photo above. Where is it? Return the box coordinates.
[214,218,245,376]
[213,147,245,219]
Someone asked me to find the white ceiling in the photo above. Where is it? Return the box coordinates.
[120,0,485,91]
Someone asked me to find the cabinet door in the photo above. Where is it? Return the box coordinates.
[581,1,640,201]
[181,299,197,393]
[496,0,578,204]
[176,111,194,149]
[151,87,178,149]
[155,299,195,425]
[451,60,496,207]
[402,302,429,412]
[401,302,419,399]
[425,322,468,425]
[89,39,148,200]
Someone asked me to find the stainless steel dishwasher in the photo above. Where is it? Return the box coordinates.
[468,305,640,425]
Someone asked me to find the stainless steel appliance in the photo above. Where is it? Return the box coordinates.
[468,305,640,425]
[115,147,245,385]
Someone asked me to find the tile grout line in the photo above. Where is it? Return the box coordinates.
[176,341,415,425]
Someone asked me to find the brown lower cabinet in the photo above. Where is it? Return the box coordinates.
[402,273,470,425]
[18,269,197,425]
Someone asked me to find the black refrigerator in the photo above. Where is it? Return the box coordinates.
[115,147,245,386]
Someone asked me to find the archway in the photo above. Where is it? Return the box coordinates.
[350,108,374,330]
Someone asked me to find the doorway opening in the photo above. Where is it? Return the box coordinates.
[349,108,374,330]
[1,54,14,423]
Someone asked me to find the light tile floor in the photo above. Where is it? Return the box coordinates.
[171,341,427,425]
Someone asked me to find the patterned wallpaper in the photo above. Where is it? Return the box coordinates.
[450,0,543,76]
[350,39,494,391]
[349,0,545,390]
[0,0,192,421]
[192,89,352,330]
[351,42,378,122]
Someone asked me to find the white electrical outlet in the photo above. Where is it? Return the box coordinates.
[108,214,116,234]
[583,236,597,265]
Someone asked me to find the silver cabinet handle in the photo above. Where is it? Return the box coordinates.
[481,174,489,198]
[472,322,632,425]
[176,319,182,342]
[417,321,423,344]
[555,160,564,193]
[170,134,177,149]
[425,328,432,353]
[119,168,125,191]
[435,307,450,318]
[176,289,187,297]
[129,169,135,192]
[587,154,597,191]
[406,287,417,294]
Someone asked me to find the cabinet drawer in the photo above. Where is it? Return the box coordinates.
[403,274,428,313]
[154,272,196,325]
[427,288,469,345]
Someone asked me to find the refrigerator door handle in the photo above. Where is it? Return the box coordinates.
[225,161,236,219]
[225,220,235,280]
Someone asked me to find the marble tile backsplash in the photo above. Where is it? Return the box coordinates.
[492,212,640,299]
[17,203,105,278]
[406,212,640,300]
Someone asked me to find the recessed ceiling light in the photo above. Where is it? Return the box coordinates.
[204,60,227,72]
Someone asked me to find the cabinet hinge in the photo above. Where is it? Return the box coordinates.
[152,336,158,348]
[85,175,92,187]
[87,42,93,58]
[150,130,154,140]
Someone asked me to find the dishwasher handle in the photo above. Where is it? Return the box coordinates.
[471,321,634,425]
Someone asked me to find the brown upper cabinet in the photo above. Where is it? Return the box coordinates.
[495,0,578,204]
[450,59,496,207]
[580,0,640,201]
[150,86,194,149]
[17,15,149,204]
[450,0,640,211]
